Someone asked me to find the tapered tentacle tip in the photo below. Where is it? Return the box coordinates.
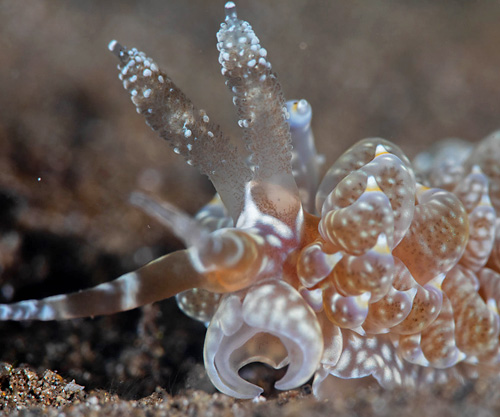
[129,191,147,207]
[129,191,210,248]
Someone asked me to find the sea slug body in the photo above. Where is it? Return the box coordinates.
[1,2,500,400]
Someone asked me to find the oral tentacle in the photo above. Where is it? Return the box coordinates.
[0,250,203,320]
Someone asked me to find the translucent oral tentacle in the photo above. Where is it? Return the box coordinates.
[130,191,211,247]
[286,99,323,213]
[0,198,266,322]
[393,184,469,285]
[217,3,300,214]
[0,250,204,321]
[109,40,251,221]
[204,281,323,398]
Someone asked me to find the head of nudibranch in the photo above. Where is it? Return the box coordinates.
[1,1,500,400]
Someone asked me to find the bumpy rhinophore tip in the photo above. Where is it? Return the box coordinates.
[217,3,300,216]
[108,39,120,54]
[224,1,237,19]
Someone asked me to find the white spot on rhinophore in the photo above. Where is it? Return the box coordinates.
[158,75,165,83]
[247,59,256,67]
[184,129,192,138]
[143,89,152,98]
[143,68,152,77]
[202,115,210,123]
[108,39,118,52]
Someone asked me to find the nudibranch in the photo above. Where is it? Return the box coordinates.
[2,2,500,400]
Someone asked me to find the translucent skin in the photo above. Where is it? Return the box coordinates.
[1,1,500,400]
